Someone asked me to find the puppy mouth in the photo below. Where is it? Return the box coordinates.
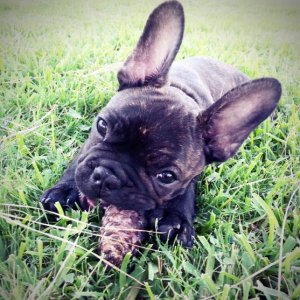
[78,189,156,211]
[79,191,98,211]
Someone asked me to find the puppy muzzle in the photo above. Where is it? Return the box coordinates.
[75,151,156,211]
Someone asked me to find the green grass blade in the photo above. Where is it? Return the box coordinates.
[283,247,300,273]
[252,193,279,247]
[119,252,132,288]
[144,282,155,300]
[255,280,290,300]
[292,283,300,300]
[219,284,230,300]
[37,239,43,272]
[236,234,256,263]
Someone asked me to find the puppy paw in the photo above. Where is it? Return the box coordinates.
[40,183,80,212]
[176,222,195,248]
[147,210,195,248]
[156,214,182,242]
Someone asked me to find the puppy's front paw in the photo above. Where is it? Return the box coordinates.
[148,210,195,248]
[176,222,195,248]
[40,183,79,212]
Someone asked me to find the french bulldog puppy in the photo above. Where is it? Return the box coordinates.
[41,1,281,247]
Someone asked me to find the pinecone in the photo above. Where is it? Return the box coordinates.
[99,203,147,266]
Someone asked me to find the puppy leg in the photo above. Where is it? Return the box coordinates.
[40,160,80,212]
[147,178,197,248]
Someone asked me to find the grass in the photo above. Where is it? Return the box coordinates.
[0,0,299,299]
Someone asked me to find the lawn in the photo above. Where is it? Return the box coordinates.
[0,0,299,299]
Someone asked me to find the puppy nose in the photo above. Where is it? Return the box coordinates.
[92,166,107,184]
[92,166,121,190]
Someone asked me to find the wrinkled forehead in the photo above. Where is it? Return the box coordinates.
[98,87,199,149]
[100,87,198,133]
[103,86,201,115]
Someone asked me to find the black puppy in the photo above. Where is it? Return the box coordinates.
[41,1,281,247]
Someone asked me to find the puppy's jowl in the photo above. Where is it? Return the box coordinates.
[41,1,281,248]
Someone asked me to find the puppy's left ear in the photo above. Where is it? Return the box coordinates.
[199,78,282,163]
[117,1,184,89]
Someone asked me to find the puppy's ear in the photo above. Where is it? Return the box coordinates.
[199,78,282,163]
[117,1,184,89]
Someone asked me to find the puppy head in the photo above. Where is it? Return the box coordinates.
[75,1,281,210]
[75,86,203,210]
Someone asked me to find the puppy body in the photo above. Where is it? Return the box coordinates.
[171,57,249,108]
[41,1,281,247]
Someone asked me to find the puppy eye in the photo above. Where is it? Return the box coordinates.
[97,118,108,137]
[156,171,177,184]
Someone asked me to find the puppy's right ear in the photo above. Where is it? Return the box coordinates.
[117,1,184,90]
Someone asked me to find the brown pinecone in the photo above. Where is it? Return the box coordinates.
[99,203,147,266]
